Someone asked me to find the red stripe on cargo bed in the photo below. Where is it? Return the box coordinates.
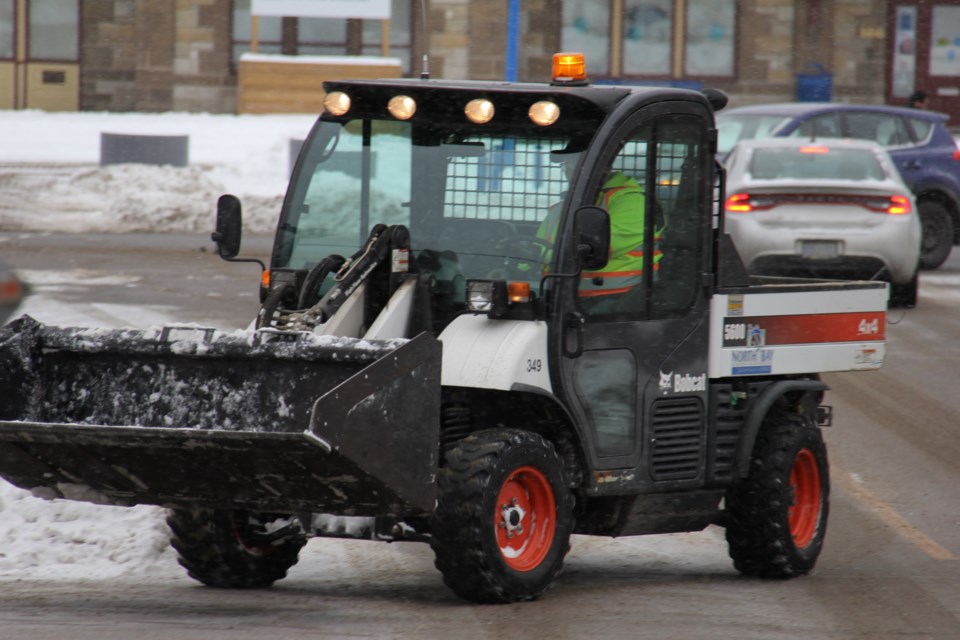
[724,312,885,347]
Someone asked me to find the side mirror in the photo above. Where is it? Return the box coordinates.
[574,205,610,271]
[213,194,243,260]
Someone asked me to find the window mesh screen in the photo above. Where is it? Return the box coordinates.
[610,139,692,214]
[444,137,568,222]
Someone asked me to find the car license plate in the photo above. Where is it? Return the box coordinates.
[800,241,840,260]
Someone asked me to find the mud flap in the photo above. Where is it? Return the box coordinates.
[0,316,441,516]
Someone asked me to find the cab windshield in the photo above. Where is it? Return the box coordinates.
[272,117,594,299]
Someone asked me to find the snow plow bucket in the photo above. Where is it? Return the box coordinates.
[0,316,441,515]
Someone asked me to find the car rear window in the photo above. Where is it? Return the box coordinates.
[749,146,886,181]
[907,117,933,142]
[716,115,790,154]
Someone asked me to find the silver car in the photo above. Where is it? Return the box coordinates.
[723,138,921,307]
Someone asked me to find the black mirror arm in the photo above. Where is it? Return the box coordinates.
[537,241,605,300]
[210,231,267,271]
[538,265,582,302]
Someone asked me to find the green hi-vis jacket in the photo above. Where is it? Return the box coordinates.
[538,172,662,298]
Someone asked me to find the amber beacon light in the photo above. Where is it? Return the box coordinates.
[552,52,587,85]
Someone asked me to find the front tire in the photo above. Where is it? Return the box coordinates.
[167,508,306,588]
[725,413,829,578]
[430,429,574,603]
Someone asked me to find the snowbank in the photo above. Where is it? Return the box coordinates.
[0,483,175,579]
[0,110,320,578]
[0,110,317,234]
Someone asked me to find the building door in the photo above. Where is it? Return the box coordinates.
[0,0,79,110]
[888,1,960,124]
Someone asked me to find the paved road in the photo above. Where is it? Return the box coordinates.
[0,232,958,639]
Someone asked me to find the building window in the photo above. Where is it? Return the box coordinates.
[232,0,412,73]
[361,0,411,69]
[28,0,79,61]
[930,5,960,77]
[297,17,349,56]
[232,1,282,59]
[622,0,673,76]
[562,0,610,75]
[560,0,735,81]
[0,0,13,59]
[684,0,734,77]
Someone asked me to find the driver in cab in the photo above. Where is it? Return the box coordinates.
[537,145,662,305]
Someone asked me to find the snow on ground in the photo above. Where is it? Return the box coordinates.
[0,110,317,234]
[0,109,732,584]
[0,109,318,579]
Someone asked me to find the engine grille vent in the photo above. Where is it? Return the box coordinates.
[712,387,745,480]
[650,397,704,481]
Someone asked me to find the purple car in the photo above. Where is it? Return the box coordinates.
[717,102,960,269]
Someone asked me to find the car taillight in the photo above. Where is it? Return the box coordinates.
[728,192,912,214]
[725,193,778,213]
[886,195,911,215]
[862,195,912,215]
[725,193,753,213]
[953,148,960,161]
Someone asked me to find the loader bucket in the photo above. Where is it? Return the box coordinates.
[0,316,441,516]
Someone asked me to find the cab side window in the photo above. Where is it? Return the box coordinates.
[579,114,704,320]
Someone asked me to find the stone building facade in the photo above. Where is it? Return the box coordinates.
[6,0,959,120]
[80,0,235,112]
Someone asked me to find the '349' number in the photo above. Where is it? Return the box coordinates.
[526,359,542,373]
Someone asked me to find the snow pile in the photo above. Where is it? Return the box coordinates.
[0,110,317,234]
[0,482,175,579]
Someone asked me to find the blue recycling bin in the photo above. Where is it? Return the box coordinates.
[796,64,832,102]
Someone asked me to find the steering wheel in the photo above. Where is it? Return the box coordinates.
[492,236,553,279]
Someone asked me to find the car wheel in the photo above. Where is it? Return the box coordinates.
[917,200,954,270]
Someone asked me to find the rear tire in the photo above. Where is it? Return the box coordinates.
[917,200,954,270]
[167,508,306,588]
[430,428,574,603]
[725,413,829,578]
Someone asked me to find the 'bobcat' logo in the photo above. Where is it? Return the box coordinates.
[659,371,673,394]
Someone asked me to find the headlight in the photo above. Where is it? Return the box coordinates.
[466,280,496,313]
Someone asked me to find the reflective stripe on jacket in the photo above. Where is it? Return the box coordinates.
[579,173,660,298]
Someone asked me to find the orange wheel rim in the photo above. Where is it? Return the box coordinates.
[789,448,822,548]
[495,465,556,572]
[231,513,273,557]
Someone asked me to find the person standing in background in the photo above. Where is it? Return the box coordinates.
[908,90,930,109]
